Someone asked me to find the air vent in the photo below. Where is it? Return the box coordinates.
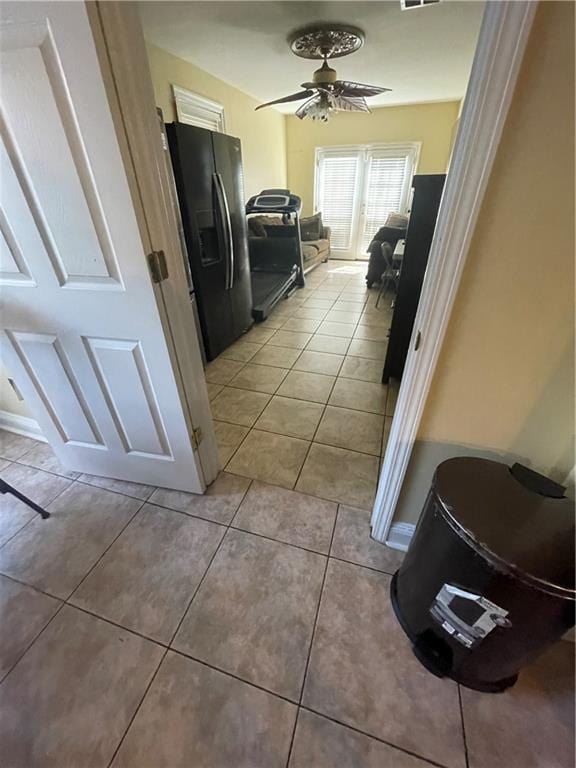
[401,0,441,9]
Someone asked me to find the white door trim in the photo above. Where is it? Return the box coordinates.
[371,1,538,543]
[88,1,220,485]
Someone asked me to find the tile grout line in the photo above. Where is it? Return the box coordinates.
[284,507,339,767]
[105,478,254,768]
[457,684,471,768]
[0,473,78,552]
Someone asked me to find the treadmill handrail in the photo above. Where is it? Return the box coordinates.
[214,172,234,290]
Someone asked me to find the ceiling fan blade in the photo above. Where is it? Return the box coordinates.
[333,81,391,98]
[295,94,321,120]
[255,89,315,110]
[330,94,371,113]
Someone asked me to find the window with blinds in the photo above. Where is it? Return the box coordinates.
[359,154,410,252]
[172,85,226,133]
[315,143,419,258]
[316,153,360,250]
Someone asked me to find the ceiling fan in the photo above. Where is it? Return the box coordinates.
[255,24,391,122]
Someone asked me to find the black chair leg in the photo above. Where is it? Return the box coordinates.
[0,479,50,519]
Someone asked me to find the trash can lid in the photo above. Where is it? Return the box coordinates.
[432,458,575,597]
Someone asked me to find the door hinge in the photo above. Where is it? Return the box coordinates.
[147,250,169,283]
[414,330,422,351]
[191,427,203,451]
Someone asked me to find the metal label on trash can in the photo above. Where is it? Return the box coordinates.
[430,584,511,649]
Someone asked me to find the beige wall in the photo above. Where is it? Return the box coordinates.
[286,100,460,215]
[146,43,287,200]
[394,1,575,524]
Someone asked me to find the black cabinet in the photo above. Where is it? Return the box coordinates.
[383,174,446,383]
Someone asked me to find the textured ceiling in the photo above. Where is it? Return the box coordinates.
[139,1,484,112]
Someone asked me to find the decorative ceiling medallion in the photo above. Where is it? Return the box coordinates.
[289,24,365,60]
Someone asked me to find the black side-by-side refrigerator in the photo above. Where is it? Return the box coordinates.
[166,123,253,361]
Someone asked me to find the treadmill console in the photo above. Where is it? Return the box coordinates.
[246,189,302,215]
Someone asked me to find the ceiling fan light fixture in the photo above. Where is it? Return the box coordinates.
[255,23,391,121]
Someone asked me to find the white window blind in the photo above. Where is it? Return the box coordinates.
[315,143,419,258]
[359,154,410,252]
[172,85,226,133]
[316,153,359,250]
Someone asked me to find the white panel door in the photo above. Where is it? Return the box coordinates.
[0,1,205,492]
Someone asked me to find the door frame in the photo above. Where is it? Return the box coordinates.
[371,0,538,545]
[88,1,220,485]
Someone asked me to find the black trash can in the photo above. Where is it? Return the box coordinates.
[391,458,575,692]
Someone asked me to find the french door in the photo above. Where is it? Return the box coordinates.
[315,143,420,260]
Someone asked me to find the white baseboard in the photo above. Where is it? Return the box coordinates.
[0,410,46,442]
[385,522,415,552]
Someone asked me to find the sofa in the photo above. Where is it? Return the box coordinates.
[247,213,330,274]
[299,213,331,273]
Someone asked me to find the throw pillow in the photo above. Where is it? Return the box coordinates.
[385,212,409,229]
[300,212,323,241]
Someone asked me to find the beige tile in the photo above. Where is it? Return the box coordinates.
[312,290,341,301]
[325,310,362,324]
[306,334,351,355]
[260,314,287,329]
[268,330,313,349]
[354,324,389,342]
[347,338,388,360]
[277,370,336,404]
[293,350,344,376]
[71,504,224,643]
[204,357,245,384]
[0,605,163,768]
[303,299,334,310]
[251,345,302,368]
[173,529,325,699]
[233,481,336,553]
[0,463,72,548]
[210,386,271,426]
[150,471,250,525]
[332,506,405,573]
[0,430,39,461]
[329,377,387,415]
[387,378,400,416]
[16,442,79,480]
[303,560,466,768]
[254,395,324,440]
[0,574,61,680]
[226,429,310,489]
[0,458,10,472]
[220,339,262,362]
[358,311,392,327]
[315,406,383,455]
[280,317,322,333]
[206,381,224,401]
[316,321,356,338]
[213,420,249,465]
[0,483,141,598]
[290,709,431,768]
[333,301,366,312]
[112,652,296,768]
[382,416,393,455]
[461,641,574,768]
[340,355,384,383]
[293,307,328,320]
[78,474,155,501]
[228,363,289,394]
[296,443,379,509]
[242,325,277,343]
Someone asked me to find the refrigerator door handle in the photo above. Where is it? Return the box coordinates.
[214,172,234,290]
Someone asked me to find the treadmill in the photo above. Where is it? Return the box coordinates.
[246,189,305,321]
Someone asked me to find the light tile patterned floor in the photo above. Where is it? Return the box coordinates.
[0,262,573,767]
[209,261,398,510]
